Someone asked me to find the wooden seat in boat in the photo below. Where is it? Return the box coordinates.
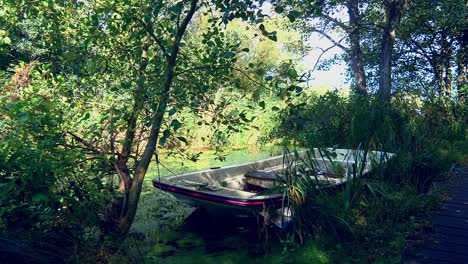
[244,169,284,189]
[244,170,278,181]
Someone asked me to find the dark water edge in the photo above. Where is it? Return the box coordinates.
[143,208,286,263]
[130,189,290,263]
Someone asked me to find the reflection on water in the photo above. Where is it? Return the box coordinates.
[145,209,280,263]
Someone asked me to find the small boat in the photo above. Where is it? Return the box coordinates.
[153,148,394,220]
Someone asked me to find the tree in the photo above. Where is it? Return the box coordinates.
[72,0,239,237]
[378,0,407,103]
[1,0,271,239]
[272,0,412,103]
[272,0,369,94]
[396,0,467,98]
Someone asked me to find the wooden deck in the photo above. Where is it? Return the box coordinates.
[401,166,468,264]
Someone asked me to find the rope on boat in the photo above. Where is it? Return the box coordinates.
[156,153,161,184]
[154,152,184,182]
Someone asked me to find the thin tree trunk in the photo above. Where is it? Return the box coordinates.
[435,59,444,95]
[457,61,467,103]
[378,0,407,103]
[444,50,452,96]
[117,42,149,192]
[117,0,198,236]
[347,0,367,94]
[439,32,453,97]
[456,29,467,103]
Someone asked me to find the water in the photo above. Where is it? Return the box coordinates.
[135,209,330,263]
[144,210,276,263]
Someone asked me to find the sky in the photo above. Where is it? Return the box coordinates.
[260,2,350,90]
[302,37,349,89]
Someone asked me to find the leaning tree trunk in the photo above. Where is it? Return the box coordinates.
[347,0,368,94]
[116,0,198,237]
[378,0,407,103]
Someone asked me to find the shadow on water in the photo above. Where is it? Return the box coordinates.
[146,208,284,263]
[133,190,329,263]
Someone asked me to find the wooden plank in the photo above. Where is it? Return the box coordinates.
[434,225,468,239]
[444,199,468,206]
[443,181,468,190]
[402,170,468,264]
[451,188,468,194]
[449,195,468,202]
[244,171,278,180]
[432,234,468,247]
[432,215,468,230]
[436,205,468,218]
[401,254,440,264]
[439,203,468,210]
[425,240,468,256]
[418,248,468,264]
[443,183,464,188]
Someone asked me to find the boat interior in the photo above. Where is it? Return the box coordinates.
[155,149,393,199]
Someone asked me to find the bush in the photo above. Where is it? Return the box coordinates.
[274,91,465,261]
[0,63,107,252]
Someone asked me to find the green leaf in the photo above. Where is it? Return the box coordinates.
[259,101,265,109]
[159,129,170,146]
[32,193,49,203]
[168,108,177,116]
[287,11,300,22]
[224,51,235,58]
[17,112,30,123]
[268,32,277,42]
[259,24,266,33]
[255,68,266,76]
[144,15,151,24]
[3,37,11,45]
[288,85,301,91]
[274,6,284,13]
[272,106,280,111]
[177,136,189,144]
[295,86,303,94]
[239,112,250,123]
[170,119,182,131]
[287,68,298,79]
[168,2,183,14]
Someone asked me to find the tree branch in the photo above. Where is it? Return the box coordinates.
[66,131,103,155]
[323,14,349,31]
[310,28,349,52]
[131,15,170,58]
[311,37,346,72]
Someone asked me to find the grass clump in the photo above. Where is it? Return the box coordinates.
[273,92,464,262]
